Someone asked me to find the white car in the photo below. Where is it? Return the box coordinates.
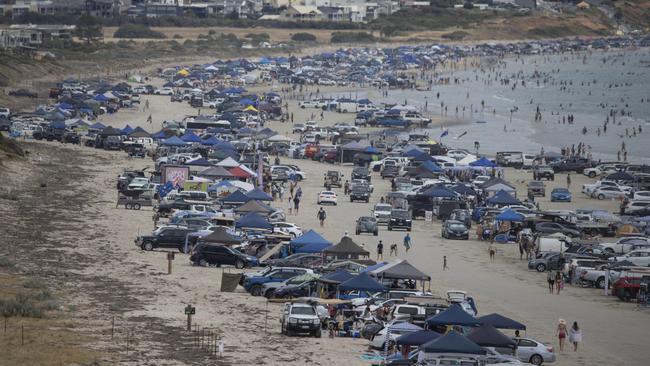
[626,200,650,213]
[446,149,470,161]
[514,337,556,365]
[302,134,317,144]
[298,100,327,109]
[610,249,650,266]
[132,86,148,94]
[582,180,633,196]
[271,166,306,181]
[305,121,319,130]
[591,186,628,200]
[154,87,174,95]
[127,177,150,190]
[0,107,11,118]
[632,191,650,201]
[317,191,337,205]
[583,164,625,178]
[472,175,491,186]
[272,222,303,238]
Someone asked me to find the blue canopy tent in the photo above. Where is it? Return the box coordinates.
[477,313,526,330]
[338,272,386,292]
[93,94,109,102]
[486,190,521,206]
[49,121,66,129]
[425,304,482,327]
[184,158,211,167]
[89,122,106,130]
[362,261,389,273]
[420,331,486,355]
[121,125,134,134]
[291,229,332,253]
[467,324,517,349]
[413,152,434,162]
[450,184,477,196]
[363,146,380,154]
[420,160,443,172]
[321,269,354,283]
[469,157,497,168]
[235,212,273,230]
[201,136,220,146]
[152,130,168,140]
[420,186,459,199]
[396,330,442,346]
[161,136,189,146]
[246,188,273,201]
[181,131,202,143]
[222,190,252,204]
[402,147,425,157]
[496,208,524,222]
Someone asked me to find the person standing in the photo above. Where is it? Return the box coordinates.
[488,242,496,262]
[569,321,582,352]
[555,270,563,294]
[566,173,571,189]
[390,243,398,256]
[547,270,555,294]
[317,207,326,227]
[443,256,448,271]
[376,240,384,260]
[344,180,350,195]
[293,195,300,214]
[557,319,568,352]
[403,233,412,252]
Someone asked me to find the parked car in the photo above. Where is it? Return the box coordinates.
[272,280,315,299]
[550,187,572,202]
[280,302,321,337]
[514,337,556,365]
[591,186,628,200]
[0,107,10,119]
[388,209,412,231]
[582,180,633,196]
[381,165,399,179]
[154,87,174,95]
[317,191,338,205]
[264,254,321,269]
[528,252,571,272]
[350,185,371,203]
[593,237,650,255]
[356,216,379,236]
[244,268,311,296]
[441,220,469,240]
[534,222,581,238]
[9,89,38,98]
[583,164,626,178]
[323,170,343,188]
[189,244,257,268]
[609,249,650,267]
[135,227,193,252]
[612,276,650,302]
[527,180,546,197]
[373,203,393,225]
[272,222,303,238]
[550,158,592,173]
[533,165,555,180]
[352,166,371,181]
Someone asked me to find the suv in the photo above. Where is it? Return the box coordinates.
[373,203,393,225]
[350,185,371,202]
[352,166,371,181]
[356,216,379,236]
[527,180,546,197]
[533,165,555,180]
[550,158,592,173]
[280,302,321,337]
[388,209,412,231]
[381,165,399,179]
[323,170,343,188]
[189,244,257,268]
[243,268,311,296]
[135,227,193,252]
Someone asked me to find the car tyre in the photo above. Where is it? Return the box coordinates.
[596,277,606,289]
[199,259,209,267]
[314,329,321,338]
[588,171,596,178]
[356,230,360,235]
[530,354,543,365]
[536,263,546,272]
[251,285,262,296]
[142,241,154,251]
[133,203,141,210]
[597,194,605,200]
[125,203,132,209]
[235,259,245,269]
[373,231,378,236]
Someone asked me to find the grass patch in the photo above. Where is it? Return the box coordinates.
[114,24,167,39]
[0,292,45,318]
[441,30,470,40]
[22,279,47,289]
[331,31,376,43]
[0,257,15,268]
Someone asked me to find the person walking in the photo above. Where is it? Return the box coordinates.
[376,240,384,260]
[547,270,555,294]
[557,319,568,352]
[566,173,571,189]
[403,233,412,252]
[317,207,327,227]
[569,321,582,352]
[555,270,563,294]
[443,256,448,271]
[488,242,496,262]
[344,180,350,195]
[293,195,300,214]
[389,243,398,256]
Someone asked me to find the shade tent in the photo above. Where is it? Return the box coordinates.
[467,324,517,349]
[469,157,497,168]
[338,272,386,292]
[390,322,423,332]
[426,304,482,327]
[201,136,221,146]
[486,190,521,206]
[234,200,275,215]
[235,212,273,230]
[228,166,252,179]
[291,230,332,252]
[477,313,526,330]
[121,125,134,134]
[496,209,524,222]
[201,227,241,245]
[323,236,370,258]
[421,331,486,355]
[222,190,251,204]
[161,136,189,146]
[129,127,151,138]
[321,269,354,283]
[198,166,234,179]
[420,160,443,173]
[100,126,123,137]
[396,330,442,346]
[181,131,202,143]
[89,122,106,130]
[420,186,459,199]
[450,184,477,196]
[370,259,431,281]
[246,188,273,201]
[184,158,211,166]
[216,156,240,168]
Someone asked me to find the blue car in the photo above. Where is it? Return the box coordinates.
[243,268,309,296]
[551,187,572,202]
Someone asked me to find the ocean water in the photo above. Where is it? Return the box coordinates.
[349,49,650,163]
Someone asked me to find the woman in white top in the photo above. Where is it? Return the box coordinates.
[569,321,582,352]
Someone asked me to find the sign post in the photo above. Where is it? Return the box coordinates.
[167,251,175,275]
[185,305,195,331]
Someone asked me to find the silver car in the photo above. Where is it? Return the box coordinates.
[515,337,556,365]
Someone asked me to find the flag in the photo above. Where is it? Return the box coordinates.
[147,114,152,124]
[456,131,468,139]
[440,129,449,139]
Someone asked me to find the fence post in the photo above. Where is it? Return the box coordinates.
[111,316,115,340]
[21,324,24,345]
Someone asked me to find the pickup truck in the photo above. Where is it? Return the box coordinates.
[576,264,647,289]
[550,158,593,173]
[280,302,322,337]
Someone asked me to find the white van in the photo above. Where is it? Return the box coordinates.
[535,236,571,255]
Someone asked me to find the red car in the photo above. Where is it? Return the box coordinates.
[322,150,339,163]
[612,276,650,301]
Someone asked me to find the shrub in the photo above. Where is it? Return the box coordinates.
[291,32,317,42]
[114,24,167,39]
[0,257,15,267]
[330,32,375,43]
[23,279,47,289]
[441,30,469,40]
[0,293,45,318]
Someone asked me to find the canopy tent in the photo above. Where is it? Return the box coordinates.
[340,141,369,164]
[291,230,332,253]
[369,259,431,281]
[496,208,524,222]
[450,184,477,196]
[228,166,253,179]
[477,313,526,330]
[184,158,211,167]
[469,157,497,168]
[321,269,354,283]
[121,124,134,134]
[420,186,459,199]
[89,122,106,130]
[246,188,273,201]
[413,152,434,162]
[268,134,292,142]
[486,190,521,206]
[129,127,151,138]
[425,304,482,327]
[467,324,517,349]
[396,330,442,346]
[420,160,444,173]
[100,126,123,137]
[323,236,370,259]
[180,131,202,143]
[222,190,251,204]
[234,200,275,215]
[235,212,273,230]
[338,272,386,292]
[201,136,221,146]
[201,227,241,245]
[216,156,240,168]
[198,166,234,179]
[420,331,486,355]
[161,136,189,146]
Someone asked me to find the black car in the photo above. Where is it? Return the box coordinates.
[350,186,370,202]
[442,220,469,240]
[9,89,38,98]
[351,166,371,181]
[189,244,256,268]
[155,200,191,216]
[135,227,193,252]
[356,216,379,236]
[449,209,471,228]
[534,222,581,238]
[272,281,313,299]
[409,195,433,219]
[61,132,80,144]
[550,158,593,173]
[381,165,399,179]
[388,209,412,231]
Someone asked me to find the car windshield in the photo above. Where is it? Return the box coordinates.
[553,188,569,193]
[392,210,409,219]
[449,223,467,230]
[291,306,316,315]
[375,204,392,212]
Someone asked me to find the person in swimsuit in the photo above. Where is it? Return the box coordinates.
[557,319,568,352]
[547,271,555,294]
